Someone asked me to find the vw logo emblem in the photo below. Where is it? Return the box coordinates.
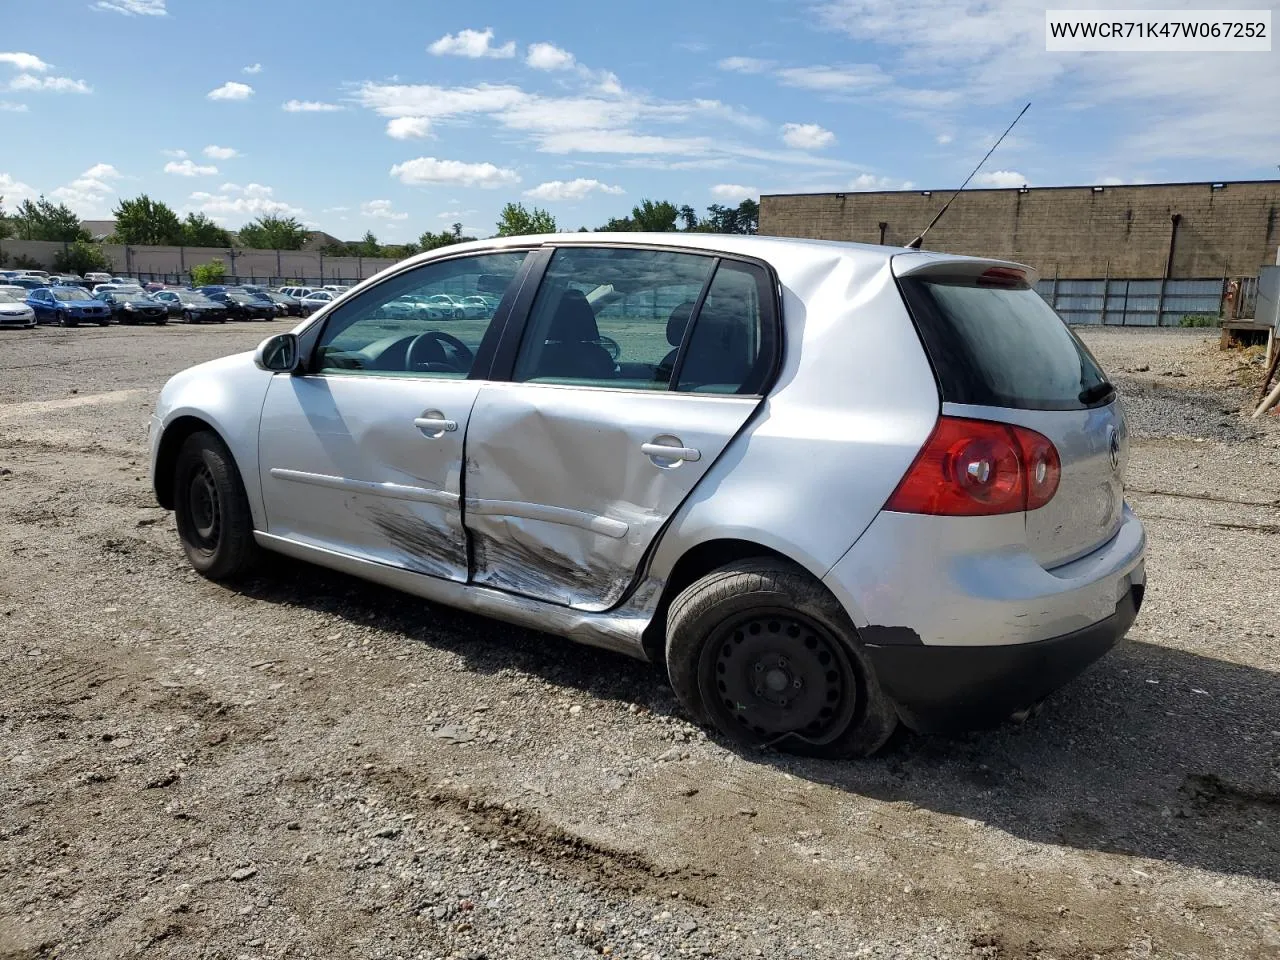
[1108,428,1121,472]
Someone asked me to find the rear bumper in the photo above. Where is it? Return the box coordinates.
[865,582,1143,732]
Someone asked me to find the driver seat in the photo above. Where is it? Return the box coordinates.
[528,289,615,380]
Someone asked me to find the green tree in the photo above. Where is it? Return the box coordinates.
[53,240,112,275]
[181,212,232,247]
[190,259,227,286]
[236,214,308,250]
[629,199,680,232]
[113,194,183,245]
[0,195,11,241]
[701,199,759,235]
[597,216,635,231]
[356,230,381,257]
[418,221,476,251]
[495,202,557,237]
[678,204,699,231]
[11,197,89,242]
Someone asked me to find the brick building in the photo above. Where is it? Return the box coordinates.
[759,180,1280,281]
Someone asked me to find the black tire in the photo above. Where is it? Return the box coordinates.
[173,431,258,581]
[665,559,898,759]
[155,316,168,325]
[97,319,110,326]
[183,310,194,324]
[57,310,77,328]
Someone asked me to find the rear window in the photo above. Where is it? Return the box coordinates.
[899,275,1112,411]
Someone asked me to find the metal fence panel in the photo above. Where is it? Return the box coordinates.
[1039,276,1225,326]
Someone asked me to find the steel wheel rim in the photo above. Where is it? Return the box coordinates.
[187,464,221,549]
[699,608,858,747]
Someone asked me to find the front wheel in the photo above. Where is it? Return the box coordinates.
[173,431,259,580]
[183,310,195,324]
[57,310,77,328]
[155,316,168,325]
[665,560,898,758]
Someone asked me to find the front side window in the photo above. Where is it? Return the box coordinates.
[313,251,527,378]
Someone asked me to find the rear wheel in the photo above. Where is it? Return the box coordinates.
[666,559,898,758]
[173,431,258,581]
[183,310,195,324]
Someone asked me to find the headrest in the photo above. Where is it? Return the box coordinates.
[546,288,600,342]
[667,301,697,346]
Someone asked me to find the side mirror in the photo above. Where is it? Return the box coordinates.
[254,332,300,373]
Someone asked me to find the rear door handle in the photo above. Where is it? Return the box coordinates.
[641,442,701,462]
[414,417,457,433]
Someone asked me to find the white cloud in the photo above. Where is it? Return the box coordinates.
[361,199,409,221]
[936,133,953,145]
[428,27,515,59]
[780,122,835,150]
[777,64,887,91]
[524,178,624,201]
[207,82,253,101]
[710,184,758,203]
[973,169,1029,188]
[387,116,431,140]
[717,57,774,74]
[0,172,38,205]
[526,42,575,71]
[849,173,914,191]
[0,53,51,72]
[162,148,187,158]
[165,159,219,176]
[9,74,91,94]
[47,164,124,217]
[358,82,526,120]
[187,183,303,223]
[91,0,166,14]
[817,0,1280,165]
[282,99,344,113]
[203,145,240,160]
[243,63,262,74]
[0,101,28,112]
[322,206,349,213]
[390,157,520,189]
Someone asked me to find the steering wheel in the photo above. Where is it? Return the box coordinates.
[406,330,475,373]
[594,335,621,362]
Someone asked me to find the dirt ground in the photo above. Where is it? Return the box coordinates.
[1,322,1277,960]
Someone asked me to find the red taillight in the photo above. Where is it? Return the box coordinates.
[886,416,1060,516]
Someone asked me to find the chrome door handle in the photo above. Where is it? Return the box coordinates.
[641,442,701,462]
[414,417,457,433]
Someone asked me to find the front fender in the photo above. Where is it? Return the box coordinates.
[151,351,275,528]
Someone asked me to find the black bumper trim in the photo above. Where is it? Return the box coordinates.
[864,584,1143,733]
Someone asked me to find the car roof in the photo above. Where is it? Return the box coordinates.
[388,232,1037,285]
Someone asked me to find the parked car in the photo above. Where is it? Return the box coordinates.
[278,286,316,300]
[91,282,144,295]
[266,291,302,317]
[458,295,494,319]
[147,235,1145,757]
[321,284,351,293]
[0,290,36,328]
[10,276,50,291]
[84,272,113,284]
[298,289,336,316]
[94,288,169,325]
[111,276,142,286]
[0,284,30,300]
[28,285,112,325]
[20,269,50,279]
[150,289,229,323]
[144,281,168,293]
[195,286,274,320]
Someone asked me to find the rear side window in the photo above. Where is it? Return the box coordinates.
[899,275,1111,411]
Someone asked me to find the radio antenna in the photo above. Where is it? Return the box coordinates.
[906,102,1030,250]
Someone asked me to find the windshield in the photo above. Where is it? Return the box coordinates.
[0,292,20,303]
[178,292,215,305]
[119,293,155,303]
[898,274,1111,411]
[54,288,92,301]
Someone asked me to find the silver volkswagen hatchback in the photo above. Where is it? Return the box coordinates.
[149,234,1145,757]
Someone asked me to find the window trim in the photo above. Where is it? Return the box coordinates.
[294,245,539,380]
[491,242,783,397]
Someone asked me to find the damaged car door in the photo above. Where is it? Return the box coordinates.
[257,250,528,580]
[462,245,778,611]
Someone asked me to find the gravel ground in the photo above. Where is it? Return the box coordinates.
[1,322,1278,960]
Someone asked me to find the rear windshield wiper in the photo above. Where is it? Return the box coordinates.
[1078,381,1115,405]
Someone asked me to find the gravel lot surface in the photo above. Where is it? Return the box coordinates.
[1,322,1278,960]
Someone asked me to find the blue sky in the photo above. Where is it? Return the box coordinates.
[2,0,1277,242]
